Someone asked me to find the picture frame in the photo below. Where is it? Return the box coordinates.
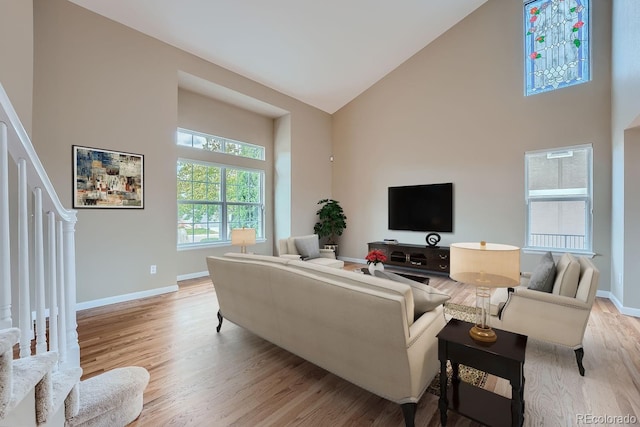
[72,145,144,209]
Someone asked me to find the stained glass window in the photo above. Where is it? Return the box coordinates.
[524,0,590,96]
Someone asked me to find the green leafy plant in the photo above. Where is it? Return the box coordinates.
[313,199,347,245]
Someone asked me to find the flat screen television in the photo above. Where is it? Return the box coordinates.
[388,183,453,232]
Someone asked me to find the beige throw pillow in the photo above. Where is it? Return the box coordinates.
[552,253,581,297]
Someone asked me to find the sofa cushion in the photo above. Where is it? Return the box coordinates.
[527,252,556,293]
[374,270,450,318]
[306,257,344,269]
[294,235,321,260]
[552,253,581,297]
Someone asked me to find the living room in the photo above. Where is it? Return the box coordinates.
[3,0,640,314]
[1,0,639,424]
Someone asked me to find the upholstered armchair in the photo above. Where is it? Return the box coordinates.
[490,254,599,376]
[277,234,344,269]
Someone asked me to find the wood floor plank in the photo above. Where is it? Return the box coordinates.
[74,263,640,426]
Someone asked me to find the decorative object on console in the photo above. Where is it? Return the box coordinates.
[313,198,347,255]
[366,249,387,275]
[230,227,256,253]
[425,232,441,247]
[450,241,520,343]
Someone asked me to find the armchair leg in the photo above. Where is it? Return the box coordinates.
[400,403,416,427]
[574,347,585,376]
[216,310,224,333]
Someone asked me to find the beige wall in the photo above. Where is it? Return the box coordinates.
[176,89,274,276]
[333,0,612,288]
[32,0,332,303]
[0,0,33,135]
[612,0,640,309]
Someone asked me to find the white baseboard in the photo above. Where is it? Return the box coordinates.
[176,270,209,281]
[76,285,179,312]
[596,290,640,318]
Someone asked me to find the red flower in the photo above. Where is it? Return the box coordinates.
[573,21,585,29]
[530,15,538,23]
[530,52,541,60]
[365,249,387,265]
[530,7,539,15]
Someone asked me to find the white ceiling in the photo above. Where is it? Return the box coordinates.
[68,0,486,114]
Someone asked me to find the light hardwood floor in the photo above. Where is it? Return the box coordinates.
[76,263,640,426]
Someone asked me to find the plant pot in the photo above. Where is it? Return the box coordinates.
[324,244,338,257]
[368,262,384,276]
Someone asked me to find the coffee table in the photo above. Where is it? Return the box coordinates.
[437,318,527,427]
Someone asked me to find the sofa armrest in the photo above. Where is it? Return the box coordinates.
[318,249,337,259]
[498,288,592,348]
[509,287,591,310]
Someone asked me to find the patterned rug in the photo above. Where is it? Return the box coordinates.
[426,303,488,396]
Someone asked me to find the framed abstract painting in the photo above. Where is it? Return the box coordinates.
[73,145,144,208]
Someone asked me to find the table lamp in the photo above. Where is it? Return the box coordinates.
[450,241,520,343]
[231,227,256,254]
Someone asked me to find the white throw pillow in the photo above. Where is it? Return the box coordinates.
[374,270,450,318]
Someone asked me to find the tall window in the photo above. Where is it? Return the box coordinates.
[525,145,592,253]
[524,0,590,96]
[177,129,265,248]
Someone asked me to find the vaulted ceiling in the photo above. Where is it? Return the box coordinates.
[69,0,487,114]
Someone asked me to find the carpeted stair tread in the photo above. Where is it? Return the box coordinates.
[38,366,83,424]
[7,352,58,414]
[0,328,21,418]
[66,366,149,427]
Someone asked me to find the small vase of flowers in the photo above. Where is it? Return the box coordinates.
[366,249,387,275]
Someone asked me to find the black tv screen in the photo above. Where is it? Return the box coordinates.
[388,183,453,232]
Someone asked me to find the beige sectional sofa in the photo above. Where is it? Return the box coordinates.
[206,253,447,427]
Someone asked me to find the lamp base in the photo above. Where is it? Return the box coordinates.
[469,325,497,343]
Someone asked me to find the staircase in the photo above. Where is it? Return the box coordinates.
[0,83,149,426]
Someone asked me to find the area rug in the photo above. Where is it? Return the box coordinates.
[426,303,488,396]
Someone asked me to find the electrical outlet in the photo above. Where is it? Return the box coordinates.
[150,265,157,275]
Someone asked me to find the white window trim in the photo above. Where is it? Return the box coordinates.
[177,158,265,248]
[524,143,593,254]
[177,128,265,161]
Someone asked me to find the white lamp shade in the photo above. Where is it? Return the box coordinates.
[450,242,520,288]
[231,228,256,246]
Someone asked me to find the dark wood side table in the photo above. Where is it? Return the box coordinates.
[437,318,527,427]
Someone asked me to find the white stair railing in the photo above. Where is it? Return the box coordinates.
[0,82,79,370]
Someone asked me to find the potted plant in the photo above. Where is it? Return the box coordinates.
[313,199,347,255]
